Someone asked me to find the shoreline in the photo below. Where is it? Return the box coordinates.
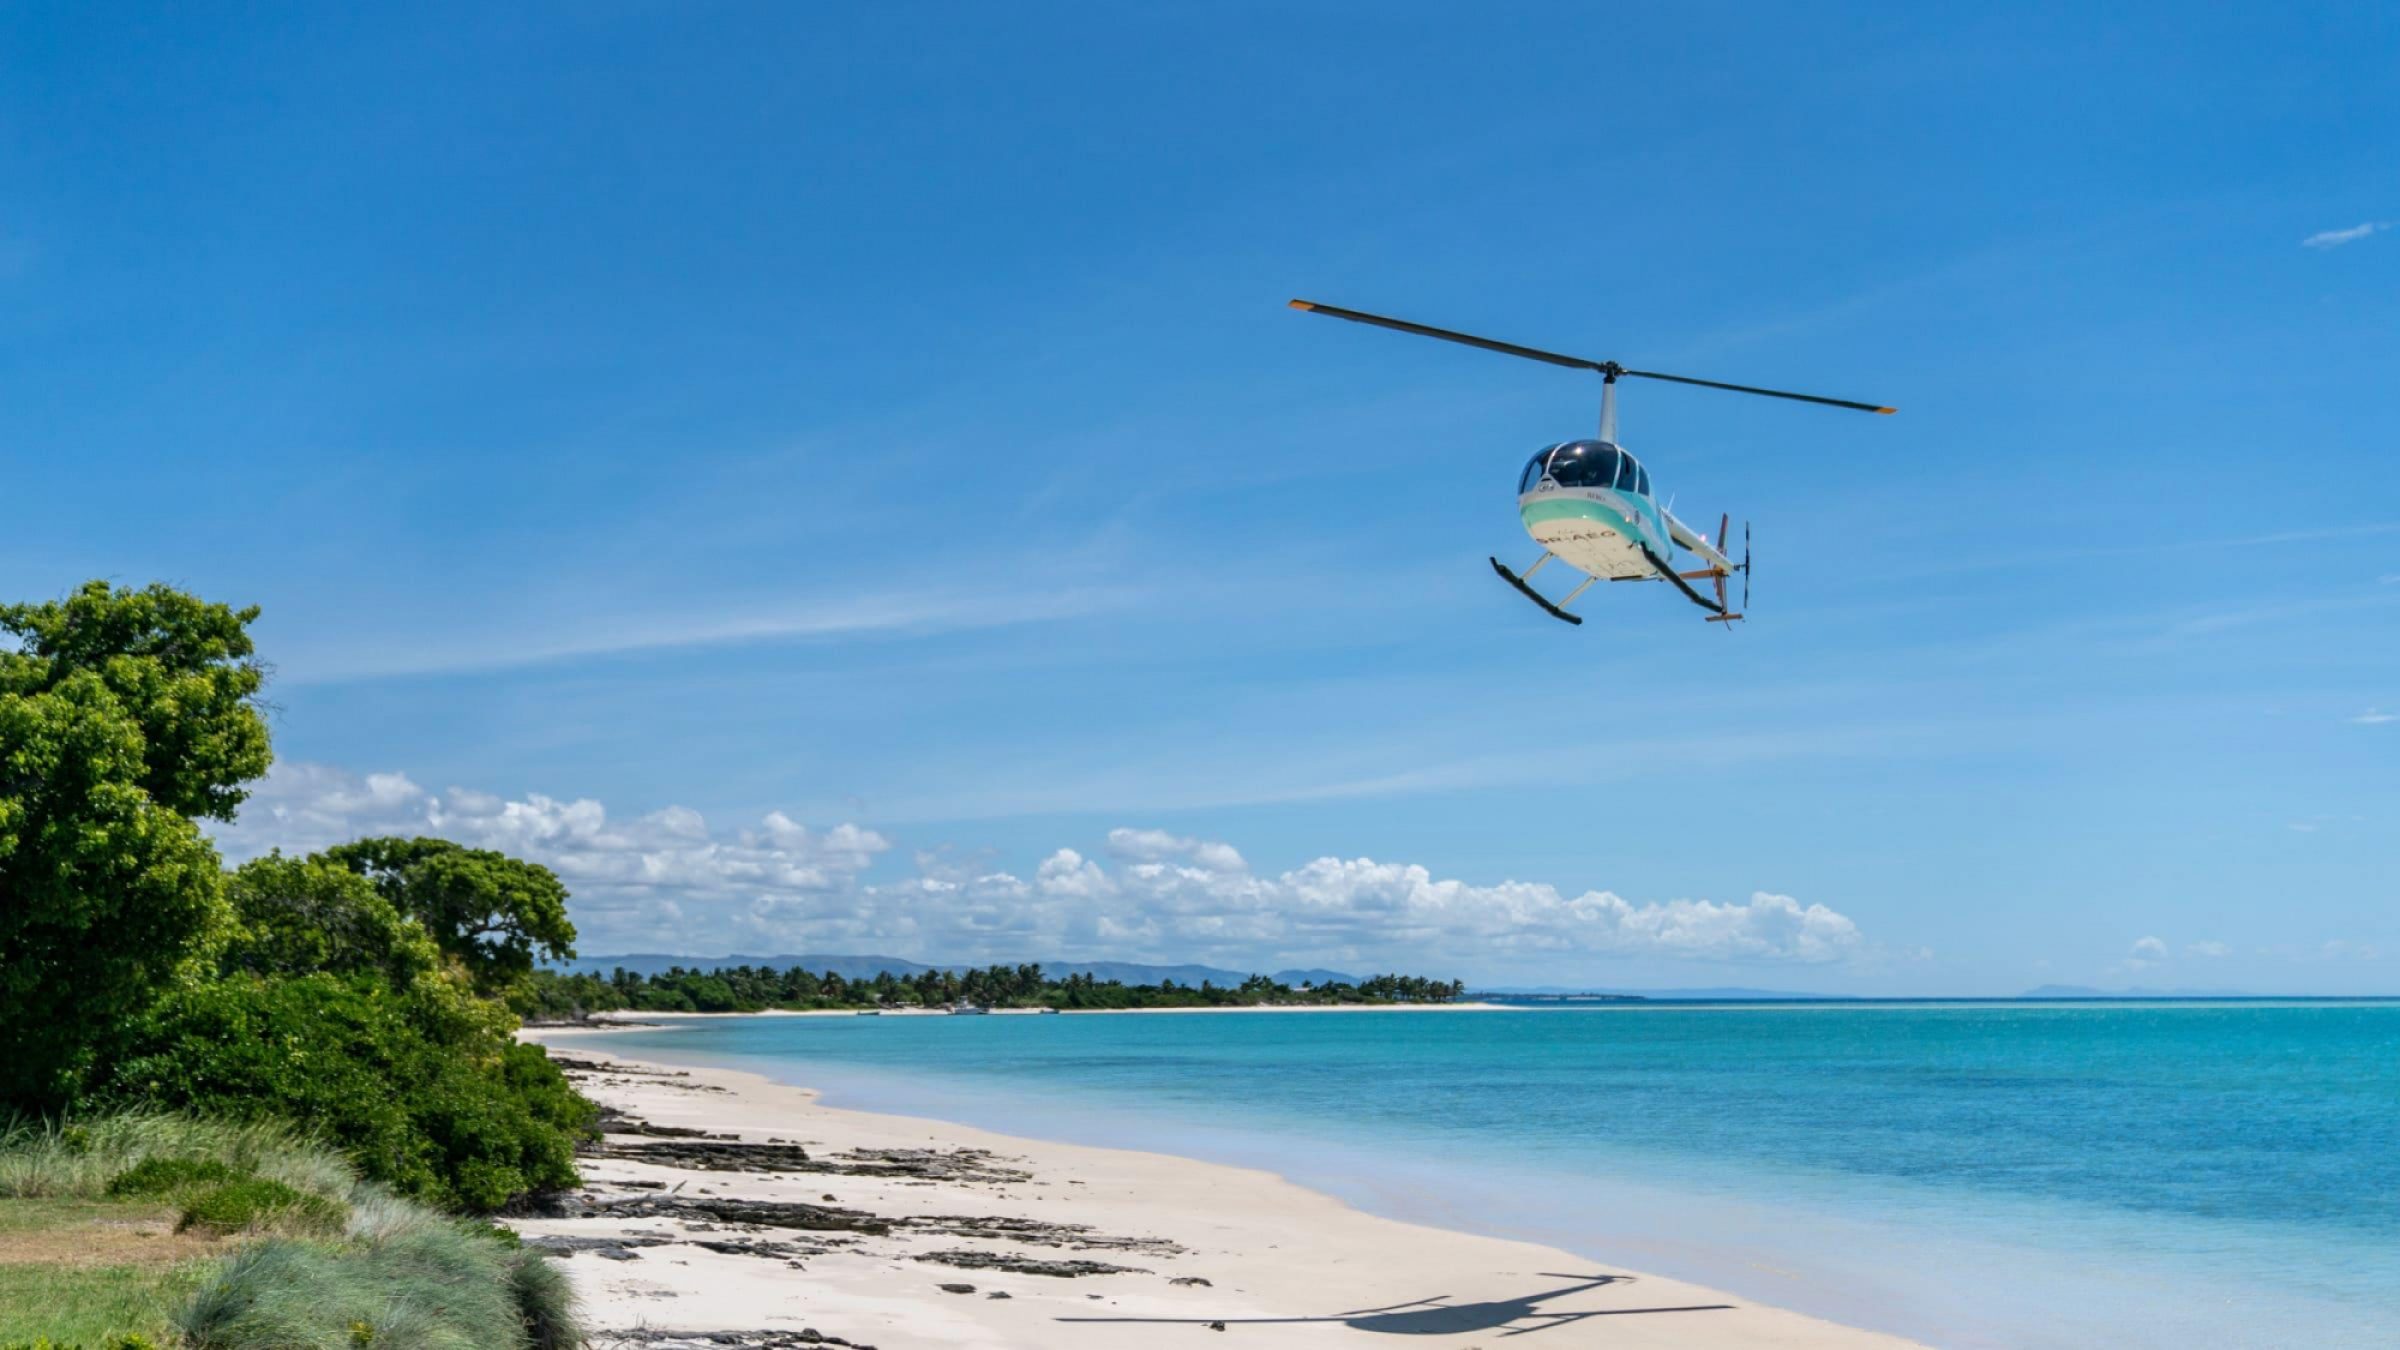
[519,1030,1921,1348]
[532,1001,1521,1025]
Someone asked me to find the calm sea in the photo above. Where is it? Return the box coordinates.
[590,1001,2400,1347]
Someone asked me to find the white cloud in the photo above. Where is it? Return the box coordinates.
[2128,936,2169,964]
[2186,940,2230,959]
[2320,939,2382,961]
[2302,222,2389,249]
[216,763,895,951]
[1104,827,1246,873]
[216,763,1870,973]
[2351,709,2395,726]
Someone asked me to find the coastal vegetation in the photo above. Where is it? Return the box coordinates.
[519,961,1468,1017]
[0,1114,579,1348]
[1,582,592,1343]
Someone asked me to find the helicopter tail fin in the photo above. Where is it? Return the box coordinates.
[1660,511,1749,625]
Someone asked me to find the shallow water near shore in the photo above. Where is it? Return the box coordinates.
[588,1000,2400,1348]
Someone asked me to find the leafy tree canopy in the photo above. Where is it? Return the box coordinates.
[0,582,269,1110]
[1,580,270,820]
[323,838,576,992]
[221,852,441,988]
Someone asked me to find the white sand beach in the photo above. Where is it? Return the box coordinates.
[517,1030,1921,1350]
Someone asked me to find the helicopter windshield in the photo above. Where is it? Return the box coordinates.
[1546,440,1621,490]
[1519,446,1556,493]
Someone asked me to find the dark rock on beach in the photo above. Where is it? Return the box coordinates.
[597,1332,875,1349]
[590,1139,818,1170]
[914,1248,1148,1277]
[894,1213,1183,1255]
[572,1193,893,1236]
[521,1233,676,1259]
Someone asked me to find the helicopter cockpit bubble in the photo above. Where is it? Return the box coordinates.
[1545,440,1621,491]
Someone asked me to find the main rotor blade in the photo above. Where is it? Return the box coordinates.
[1621,367,1895,414]
[1288,299,1606,374]
[1289,298,1897,414]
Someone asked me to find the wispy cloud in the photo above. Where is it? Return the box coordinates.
[2352,709,2395,726]
[2166,589,2400,639]
[863,715,1993,824]
[1929,522,2400,578]
[276,584,1139,685]
[2302,222,2389,249]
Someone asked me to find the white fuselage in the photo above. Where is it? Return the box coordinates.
[1517,482,1669,580]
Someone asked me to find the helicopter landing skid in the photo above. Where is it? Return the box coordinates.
[1488,556,1583,625]
[1641,545,1738,621]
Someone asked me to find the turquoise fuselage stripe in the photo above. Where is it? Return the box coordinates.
[1519,490,1667,555]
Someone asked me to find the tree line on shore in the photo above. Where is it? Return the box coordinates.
[517,962,1468,1017]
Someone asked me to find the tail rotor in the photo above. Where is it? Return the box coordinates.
[1741,521,1752,610]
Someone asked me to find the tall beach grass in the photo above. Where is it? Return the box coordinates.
[0,1113,351,1203]
[0,1113,582,1348]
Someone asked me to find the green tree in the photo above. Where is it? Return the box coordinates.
[0,582,270,1110]
[322,837,576,992]
[221,852,440,988]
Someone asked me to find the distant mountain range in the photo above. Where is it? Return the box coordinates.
[560,953,1365,987]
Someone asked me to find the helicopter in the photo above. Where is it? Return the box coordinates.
[1289,299,1895,625]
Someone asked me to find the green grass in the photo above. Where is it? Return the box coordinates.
[0,1197,200,1343]
[0,1114,581,1348]
[0,1262,198,1345]
[0,1197,166,1238]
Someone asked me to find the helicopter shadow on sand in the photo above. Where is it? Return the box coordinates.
[1055,1272,1735,1338]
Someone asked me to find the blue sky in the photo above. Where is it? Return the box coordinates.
[6,3,2394,993]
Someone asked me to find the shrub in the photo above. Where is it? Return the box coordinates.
[0,1338,159,1350]
[102,1156,241,1198]
[174,1178,348,1236]
[109,973,592,1211]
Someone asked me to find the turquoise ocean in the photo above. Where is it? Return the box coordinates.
[592,1001,2399,1347]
